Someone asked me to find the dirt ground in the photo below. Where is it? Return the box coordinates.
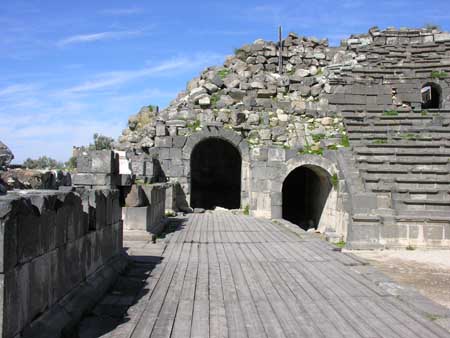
[349,249,450,309]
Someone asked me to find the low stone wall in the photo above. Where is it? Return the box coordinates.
[0,189,126,338]
[122,183,167,234]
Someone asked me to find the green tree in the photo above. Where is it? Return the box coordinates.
[89,133,114,150]
[65,156,77,170]
[23,156,64,169]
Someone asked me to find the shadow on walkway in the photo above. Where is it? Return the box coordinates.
[70,217,188,338]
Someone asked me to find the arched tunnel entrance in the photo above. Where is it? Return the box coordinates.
[421,83,441,109]
[190,138,241,210]
[282,166,332,230]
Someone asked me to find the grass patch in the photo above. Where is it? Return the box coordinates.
[372,139,387,144]
[234,48,251,61]
[187,119,201,131]
[335,241,346,248]
[312,133,326,143]
[331,173,339,190]
[243,204,250,216]
[327,144,339,150]
[401,133,416,140]
[420,110,429,116]
[299,146,323,156]
[383,110,399,116]
[217,68,230,79]
[341,134,350,147]
[165,210,176,217]
[431,70,448,79]
[426,314,440,321]
[210,93,220,107]
[406,245,415,251]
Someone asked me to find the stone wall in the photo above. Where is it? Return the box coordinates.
[122,183,167,234]
[115,26,450,248]
[0,189,126,338]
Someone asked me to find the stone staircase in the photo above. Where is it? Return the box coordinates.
[342,108,450,247]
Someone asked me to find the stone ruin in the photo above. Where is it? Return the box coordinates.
[1,25,450,337]
[116,26,450,249]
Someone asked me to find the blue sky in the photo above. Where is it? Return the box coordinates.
[2,0,450,163]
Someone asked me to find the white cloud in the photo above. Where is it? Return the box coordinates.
[57,30,142,46]
[66,53,224,93]
[100,7,143,16]
[0,84,36,98]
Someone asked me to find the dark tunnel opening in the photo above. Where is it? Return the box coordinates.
[190,138,241,210]
[421,83,441,109]
[282,166,332,230]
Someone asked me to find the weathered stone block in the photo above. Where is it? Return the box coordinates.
[124,184,146,207]
[77,151,118,174]
[122,206,150,231]
[72,173,118,187]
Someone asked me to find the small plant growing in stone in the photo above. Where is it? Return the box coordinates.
[187,119,201,131]
[210,93,220,107]
[243,204,250,215]
[312,133,325,142]
[327,144,338,150]
[383,110,399,116]
[217,69,230,79]
[165,210,176,217]
[341,134,350,147]
[299,145,323,156]
[426,314,440,321]
[372,139,387,144]
[406,244,415,251]
[401,133,415,140]
[234,48,251,61]
[420,110,429,116]
[331,173,339,190]
[335,240,346,248]
[431,70,448,79]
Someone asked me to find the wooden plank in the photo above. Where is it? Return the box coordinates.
[235,246,287,338]
[241,243,303,338]
[208,242,228,338]
[184,214,198,243]
[130,230,187,338]
[215,238,248,338]
[191,243,210,338]
[150,242,192,338]
[170,243,199,338]
[257,240,346,338]
[360,297,422,338]
[222,243,268,338]
[380,297,447,338]
[252,245,325,337]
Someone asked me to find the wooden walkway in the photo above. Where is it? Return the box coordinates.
[79,212,450,338]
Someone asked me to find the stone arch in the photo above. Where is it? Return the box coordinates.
[182,128,250,209]
[421,82,442,109]
[272,156,340,230]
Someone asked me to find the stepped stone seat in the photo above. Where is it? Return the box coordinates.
[395,211,450,223]
[365,142,443,148]
[357,156,449,165]
[395,197,450,209]
[355,147,450,156]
